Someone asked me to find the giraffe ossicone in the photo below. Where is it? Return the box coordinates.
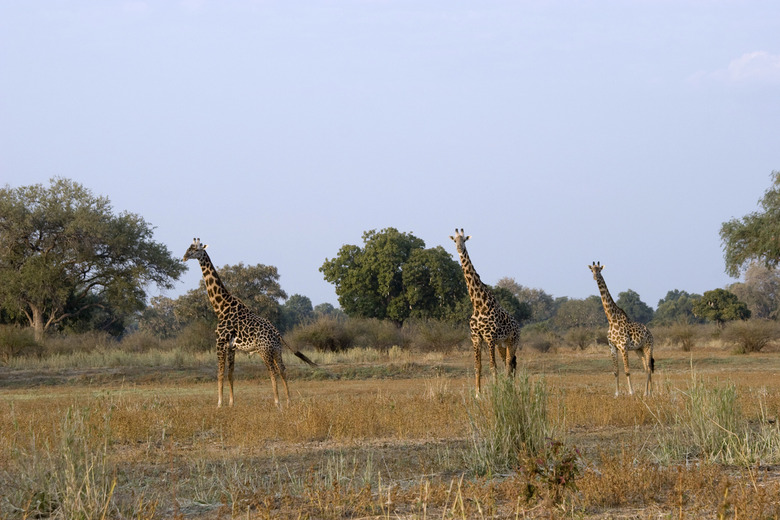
[450,228,521,396]
[183,237,316,408]
[589,261,654,397]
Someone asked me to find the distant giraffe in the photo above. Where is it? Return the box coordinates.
[450,228,520,395]
[588,261,654,396]
[183,238,316,408]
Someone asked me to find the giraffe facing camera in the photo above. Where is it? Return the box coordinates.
[183,237,316,408]
[450,228,520,396]
[588,261,655,397]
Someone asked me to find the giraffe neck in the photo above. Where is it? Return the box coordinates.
[196,252,236,320]
[594,273,625,325]
[457,247,494,315]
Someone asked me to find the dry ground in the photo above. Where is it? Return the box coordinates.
[2,344,780,518]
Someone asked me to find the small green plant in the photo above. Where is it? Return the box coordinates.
[520,438,581,506]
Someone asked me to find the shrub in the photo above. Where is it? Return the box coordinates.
[120,331,162,353]
[722,319,780,353]
[288,315,354,352]
[170,320,216,352]
[0,326,42,363]
[44,330,114,356]
[347,318,407,350]
[666,321,698,352]
[521,327,559,353]
[565,327,594,350]
[405,319,468,353]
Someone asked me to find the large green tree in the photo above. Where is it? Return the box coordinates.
[653,290,703,325]
[320,228,467,324]
[616,289,654,324]
[721,170,780,277]
[692,288,751,328]
[0,178,184,341]
[496,277,558,323]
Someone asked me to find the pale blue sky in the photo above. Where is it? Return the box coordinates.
[2,1,779,309]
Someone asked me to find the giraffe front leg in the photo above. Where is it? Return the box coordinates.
[610,345,620,397]
[621,350,634,396]
[487,339,498,379]
[472,335,482,397]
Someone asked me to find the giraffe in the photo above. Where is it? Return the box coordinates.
[588,261,654,397]
[183,238,316,408]
[450,228,520,395]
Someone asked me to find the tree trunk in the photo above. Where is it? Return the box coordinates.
[30,305,46,343]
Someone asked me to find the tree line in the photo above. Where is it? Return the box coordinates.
[1,174,779,344]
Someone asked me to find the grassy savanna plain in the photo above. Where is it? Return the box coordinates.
[2,342,780,519]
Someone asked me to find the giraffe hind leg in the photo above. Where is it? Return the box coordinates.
[227,346,236,407]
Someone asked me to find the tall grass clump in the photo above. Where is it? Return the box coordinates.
[2,406,122,519]
[655,373,780,465]
[464,371,551,476]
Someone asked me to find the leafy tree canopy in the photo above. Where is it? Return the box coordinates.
[616,289,654,324]
[692,288,751,327]
[281,294,314,332]
[0,178,184,340]
[653,289,703,325]
[496,277,558,323]
[177,262,288,328]
[549,295,607,331]
[320,228,467,324]
[721,171,780,277]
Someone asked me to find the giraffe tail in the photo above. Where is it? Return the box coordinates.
[650,356,655,373]
[294,350,317,367]
[281,337,317,366]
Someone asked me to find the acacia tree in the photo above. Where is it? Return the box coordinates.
[0,178,185,341]
[721,171,780,277]
[320,228,467,324]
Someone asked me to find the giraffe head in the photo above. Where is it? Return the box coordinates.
[183,237,208,262]
[588,261,604,280]
[449,228,471,254]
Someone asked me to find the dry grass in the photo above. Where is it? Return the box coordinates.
[2,342,780,518]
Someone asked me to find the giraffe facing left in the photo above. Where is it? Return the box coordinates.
[183,238,316,408]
